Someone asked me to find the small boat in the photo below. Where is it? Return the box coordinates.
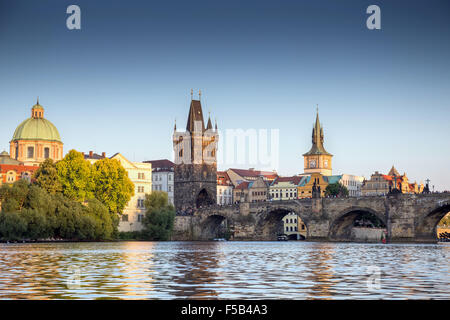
[277,234,288,241]
[213,238,226,241]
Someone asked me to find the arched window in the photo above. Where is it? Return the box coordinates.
[44,147,50,159]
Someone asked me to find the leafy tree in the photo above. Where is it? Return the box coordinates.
[0,179,30,212]
[33,159,62,194]
[83,198,114,240]
[21,209,51,240]
[325,182,349,197]
[0,211,27,241]
[56,150,94,202]
[142,191,175,241]
[92,158,134,216]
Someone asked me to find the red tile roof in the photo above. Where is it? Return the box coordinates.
[0,164,39,174]
[217,171,233,186]
[229,168,278,180]
[235,181,250,190]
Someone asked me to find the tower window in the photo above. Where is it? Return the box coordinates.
[27,146,34,159]
[44,147,50,159]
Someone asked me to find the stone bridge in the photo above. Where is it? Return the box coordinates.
[172,193,450,243]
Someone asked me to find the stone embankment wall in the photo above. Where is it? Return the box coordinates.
[351,227,385,242]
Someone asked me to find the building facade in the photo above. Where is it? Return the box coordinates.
[173,94,218,212]
[84,151,152,232]
[340,174,365,197]
[234,176,268,203]
[217,171,233,205]
[144,159,174,205]
[361,166,424,196]
[269,176,301,200]
[282,212,307,240]
[10,99,63,166]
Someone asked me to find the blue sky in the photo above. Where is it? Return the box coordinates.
[0,0,449,190]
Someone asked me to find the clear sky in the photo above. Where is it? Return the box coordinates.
[0,0,449,191]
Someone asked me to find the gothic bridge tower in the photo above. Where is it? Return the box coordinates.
[173,90,218,212]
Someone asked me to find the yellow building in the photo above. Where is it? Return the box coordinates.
[282,212,307,240]
[303,109,333,176]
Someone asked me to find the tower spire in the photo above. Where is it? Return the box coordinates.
[190,89,193,100]
[199,89,202,100]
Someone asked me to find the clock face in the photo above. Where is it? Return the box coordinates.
[310,160,316,168]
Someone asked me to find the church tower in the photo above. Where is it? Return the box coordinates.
[173,91,218,211]
[303,108,333,176]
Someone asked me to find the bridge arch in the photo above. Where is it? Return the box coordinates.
[256,205,308,240]
[200,214,228,240]
[415,202,450,242]
[329,206,386,241]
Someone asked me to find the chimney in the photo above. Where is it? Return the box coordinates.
[102,152,106,158]
[89,151,93,158]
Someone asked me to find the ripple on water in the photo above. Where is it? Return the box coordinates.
[0,241,448,299]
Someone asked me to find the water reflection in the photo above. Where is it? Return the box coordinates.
[0,242,448,299]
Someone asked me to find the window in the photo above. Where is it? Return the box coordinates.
[138,214,144,222]
[27,146,34,158]
[137,186,144,193]
[44,147,50,159]
[137,199,145,208]
[138,173,145,180]
[122,214,129,222]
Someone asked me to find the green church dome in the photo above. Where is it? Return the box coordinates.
[12,117,62,143]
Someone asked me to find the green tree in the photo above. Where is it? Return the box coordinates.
[142,191,175,241]
[325,182,349,197]
[56,150,94,202]
[92,158,134,216]
[0,179,30,212]
[33,159,62,194]
[0,211,27,241]
[21,209,51,240]
[83,198,114,240]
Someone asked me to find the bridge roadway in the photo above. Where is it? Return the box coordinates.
[173,193,450,242]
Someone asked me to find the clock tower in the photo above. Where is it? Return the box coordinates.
[303,108,333,176]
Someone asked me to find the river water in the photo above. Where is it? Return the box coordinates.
[0,241,448,299]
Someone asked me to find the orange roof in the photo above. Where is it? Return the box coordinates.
[235,181,250,190]
[0,164,39,174]
[217,171,233,186]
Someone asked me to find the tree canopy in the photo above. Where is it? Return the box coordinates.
[56,150,94,202]
[142,191,175,241]
[325,182,349,197]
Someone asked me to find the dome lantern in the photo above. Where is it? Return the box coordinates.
[31,97,44,119]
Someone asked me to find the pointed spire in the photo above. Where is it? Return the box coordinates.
[199,89,202,100]
[215,118,218,130]
[190,89,193,100]
[206,111,212,130]
[174,118,177,131]
[37,96,40,105]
